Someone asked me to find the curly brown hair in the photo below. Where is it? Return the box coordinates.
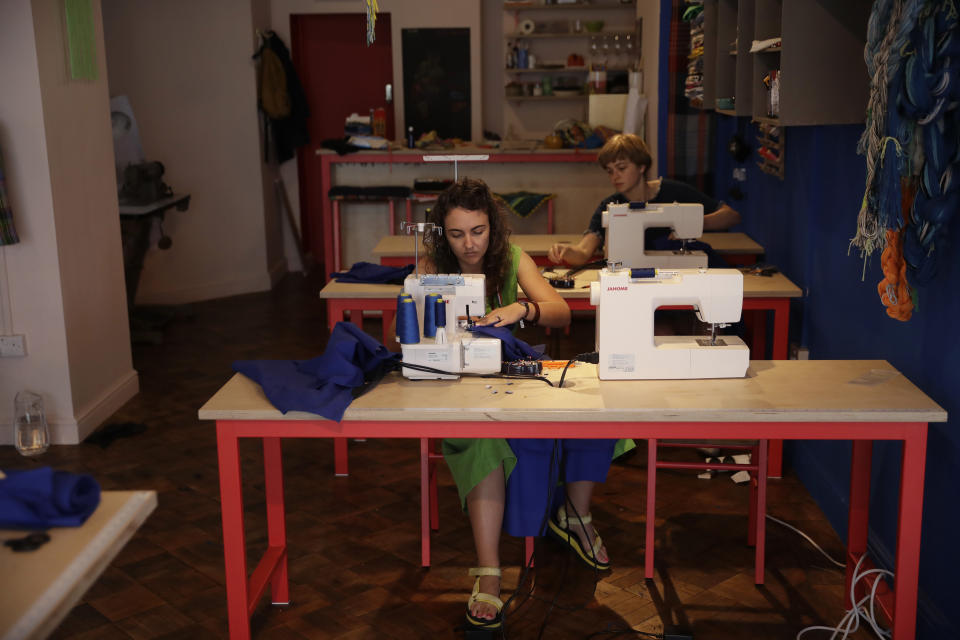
[424,177,512,304]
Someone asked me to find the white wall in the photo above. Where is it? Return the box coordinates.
[0,0,137,444]
[102,0,281,305]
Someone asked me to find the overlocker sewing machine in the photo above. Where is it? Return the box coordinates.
[396,222,501,380]
[602,201,708,268]
[589,265,749,380]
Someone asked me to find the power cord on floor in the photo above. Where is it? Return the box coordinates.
[766,514,846,569]
[796,553,892,639]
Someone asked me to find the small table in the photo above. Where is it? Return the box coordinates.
[316,148,601,279]
[0,490,157,640]
[199,361,944,640]
[372,232,765,267]
[318,269,802,477]
[119,194,191,343]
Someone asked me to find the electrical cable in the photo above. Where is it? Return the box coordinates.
[558,352,599,388]
[765,515,846,569]
[795,553,892,640]
[396,361,555,386]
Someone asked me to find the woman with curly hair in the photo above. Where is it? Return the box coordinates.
[413,177,622,630]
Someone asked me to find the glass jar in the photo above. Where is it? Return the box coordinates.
[14,390,49,456]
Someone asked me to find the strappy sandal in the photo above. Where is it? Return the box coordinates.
[465,567,503,629]
[546,504,611,570]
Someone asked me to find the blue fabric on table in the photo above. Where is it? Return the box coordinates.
[467,324,544,361]
[502,439,618,537]
[232,322,400,422]
[330,261,414,284]
[0,466,101,529]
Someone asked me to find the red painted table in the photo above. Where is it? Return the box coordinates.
[318,268,802,477]
[199,360,944,640]
[372,232,764,268]
[316,148,599,280]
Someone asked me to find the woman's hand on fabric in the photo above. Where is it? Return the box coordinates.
[475,303,526,328]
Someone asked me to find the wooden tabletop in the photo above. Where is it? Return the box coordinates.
[199,361,946,425]
[372,232,764,258]
[0,491,157,640]
[318,268,802,300]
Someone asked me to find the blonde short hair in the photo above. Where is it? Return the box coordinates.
[597,133,652,177]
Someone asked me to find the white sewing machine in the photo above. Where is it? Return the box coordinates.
[602,201,708,268]
[589,266,749,380]
[398,273,501,380]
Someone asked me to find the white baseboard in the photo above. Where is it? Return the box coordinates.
[136,271,273,305]
[75,369,140,442]
[0,369,139,445]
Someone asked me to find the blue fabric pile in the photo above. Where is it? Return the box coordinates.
[330,261,414,284]
[233,322,400,422]
[0,466,101,529]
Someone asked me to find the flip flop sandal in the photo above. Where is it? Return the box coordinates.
[466,567,504,629]
[546,504,611,570]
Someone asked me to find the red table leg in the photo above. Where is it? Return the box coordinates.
[263,437,289,604]
[216,423,251,640]
[332,200,342,273]
[644,438,657,579]
[420,438,431,567]
[321,157,334,281]
[892,425,928,639]
[754,439,768,585]
[846,440,872,607]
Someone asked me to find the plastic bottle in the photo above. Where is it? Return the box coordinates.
[407,126,415,148]
[14,390,49,456]
[372,107,387,137]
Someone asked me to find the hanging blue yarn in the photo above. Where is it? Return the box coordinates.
[898,1,960,285]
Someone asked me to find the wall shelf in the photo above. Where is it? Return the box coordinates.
[501,0,640,138]
[506,94,588,102]
[699,0,871,125]
[505,31,636,39]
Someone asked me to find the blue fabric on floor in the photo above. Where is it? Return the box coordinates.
[502,439,617,537]
[0,466,101,529]
[233,322,400,422]
[467,324,544,361]
[330,261,414,284]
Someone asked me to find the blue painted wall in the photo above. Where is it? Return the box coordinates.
[711,115,960,637]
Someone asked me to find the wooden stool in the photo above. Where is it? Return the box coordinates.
[328,186,414,272]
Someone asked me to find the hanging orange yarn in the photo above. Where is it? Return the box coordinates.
[877,227,913,321]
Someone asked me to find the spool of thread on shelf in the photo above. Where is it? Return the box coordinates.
[397,295,420,344]
[423,293,441,337]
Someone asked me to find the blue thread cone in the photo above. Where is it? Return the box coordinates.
[423,293,440,338]
[435,297,447,328]
[397,296,420,344]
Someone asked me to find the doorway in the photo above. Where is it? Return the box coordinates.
[291,13,394,259]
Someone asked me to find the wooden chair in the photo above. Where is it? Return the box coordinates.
[645,439,769,584]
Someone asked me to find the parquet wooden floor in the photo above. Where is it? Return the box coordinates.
[0,272,874,639]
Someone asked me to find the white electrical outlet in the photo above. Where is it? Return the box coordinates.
[0,334,26,357]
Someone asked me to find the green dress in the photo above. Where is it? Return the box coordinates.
[441,244,634,510]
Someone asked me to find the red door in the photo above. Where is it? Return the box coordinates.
[292,13,394,261]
